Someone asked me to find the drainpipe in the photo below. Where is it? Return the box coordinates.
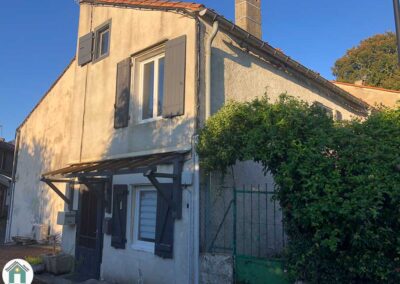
[201,9,219,119]
[192,11,218,284]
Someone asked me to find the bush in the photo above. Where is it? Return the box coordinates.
[197,95,400,283]
[25,256,43,265]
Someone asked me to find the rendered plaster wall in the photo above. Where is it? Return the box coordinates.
[68,4,198,165]
[9,61,76,239]
[101,162,195,284]
[198,19,366,122]
[334,82,400,108]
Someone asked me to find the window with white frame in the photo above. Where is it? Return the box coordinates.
[132,186,157,250]
[94,22,111,62]
[140,54,165,121]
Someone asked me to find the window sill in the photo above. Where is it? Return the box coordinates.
[137,116,163,125]
[131,242,155,253]
[92,53,110,64]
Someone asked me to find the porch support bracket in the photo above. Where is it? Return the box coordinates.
[144,156,184,219]
[41,178,71,205]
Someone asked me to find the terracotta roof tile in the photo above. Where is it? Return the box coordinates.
[81,0,204,12]
[332,81,400,94]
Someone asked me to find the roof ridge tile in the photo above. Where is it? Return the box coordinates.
[82,0,204,11]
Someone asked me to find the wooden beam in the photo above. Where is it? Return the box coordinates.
[41,179,71,205]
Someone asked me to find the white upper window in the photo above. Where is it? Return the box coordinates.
[132,186,157,251]
[139,54,165,121]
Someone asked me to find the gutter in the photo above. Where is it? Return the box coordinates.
[198,9,370,116]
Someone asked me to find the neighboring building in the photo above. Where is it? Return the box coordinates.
[333,81,400,108]
[6,1,369,283]
[0,139,14,218]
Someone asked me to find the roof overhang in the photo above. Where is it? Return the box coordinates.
[42,151,189,180]
[79,0,204,13]
[41,151,189,218]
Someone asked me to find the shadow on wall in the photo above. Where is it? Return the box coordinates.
[213,39,355,113]
[95,107,195,161]
[10,136,66,239]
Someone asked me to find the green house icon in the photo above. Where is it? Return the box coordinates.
[5,261,29,284]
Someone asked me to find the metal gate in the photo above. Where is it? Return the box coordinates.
[234,185,288,283]
[204,183,289,283]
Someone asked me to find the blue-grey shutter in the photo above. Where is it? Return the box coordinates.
[78,32,94,66]
[111,185,128,249]
[155,183,174,258]
[114,58,131,129]
[162,35,186,118]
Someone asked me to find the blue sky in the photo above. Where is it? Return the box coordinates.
[0,0,395,141]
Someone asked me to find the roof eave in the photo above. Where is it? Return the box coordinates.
[198,8,370,116]
[79,0,204,13]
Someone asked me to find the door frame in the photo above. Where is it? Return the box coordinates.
[75,181,106,279]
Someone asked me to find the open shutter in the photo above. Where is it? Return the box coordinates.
[155,184,174,258]
[78,32,93,66]
[162,35,186,118]
[114,58,132,129]
[111,185,128,249]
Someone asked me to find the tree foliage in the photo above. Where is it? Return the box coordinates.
[197,95,400,283]
[333,32,400,91]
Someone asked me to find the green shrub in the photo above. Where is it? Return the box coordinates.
[197,95,400,283]
[25,256,43,266]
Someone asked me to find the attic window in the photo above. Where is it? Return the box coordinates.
[94,21,111,62]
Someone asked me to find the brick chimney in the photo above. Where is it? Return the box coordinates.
[235,0,262,38]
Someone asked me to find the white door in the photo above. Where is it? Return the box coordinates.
[13,273,21,284]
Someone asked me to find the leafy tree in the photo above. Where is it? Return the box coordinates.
[333,32,400,91]
[197,95,400,283]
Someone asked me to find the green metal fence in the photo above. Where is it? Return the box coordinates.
[204,183,289,283]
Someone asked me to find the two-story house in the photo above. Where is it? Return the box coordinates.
[6,0,370,283]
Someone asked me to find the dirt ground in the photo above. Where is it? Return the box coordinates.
[0,244,55,284]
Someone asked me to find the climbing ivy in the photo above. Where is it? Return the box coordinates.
[197,95,400,283]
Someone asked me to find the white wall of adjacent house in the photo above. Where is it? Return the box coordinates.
[8,60,76,241]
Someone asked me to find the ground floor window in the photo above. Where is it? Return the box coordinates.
[132,186,157,251]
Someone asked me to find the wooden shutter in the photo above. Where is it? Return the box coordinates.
[78,32,94,66]
[114,58,132,129]
[154,184,174,258]
[111,185,128,249]
[162,35,187,118]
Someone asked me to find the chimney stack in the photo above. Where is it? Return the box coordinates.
[235,0,262,39]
